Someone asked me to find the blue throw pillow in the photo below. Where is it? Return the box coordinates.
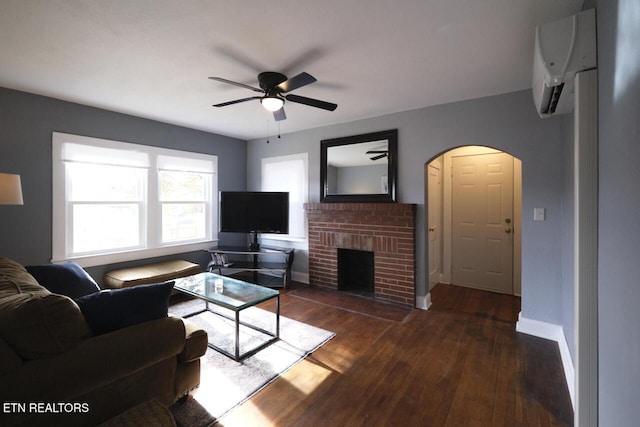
[26,262,100,299]
[74,281,175,335]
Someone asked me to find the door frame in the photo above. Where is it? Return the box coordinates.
[426,146,522,296]
[427,159,443,288]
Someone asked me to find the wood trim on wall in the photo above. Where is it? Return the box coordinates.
[574,68,598,427]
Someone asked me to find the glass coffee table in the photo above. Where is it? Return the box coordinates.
[173,272,279,361]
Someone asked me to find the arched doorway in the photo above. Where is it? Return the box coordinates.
[425,146,522,296]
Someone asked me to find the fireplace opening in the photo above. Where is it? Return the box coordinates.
[337,248,374,296]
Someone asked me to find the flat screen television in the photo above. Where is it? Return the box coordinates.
[219,191,289,235]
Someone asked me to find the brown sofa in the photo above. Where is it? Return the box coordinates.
[0,257,207,426]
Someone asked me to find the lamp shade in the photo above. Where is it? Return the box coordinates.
[260,96,284,112]
[0,173,24,205]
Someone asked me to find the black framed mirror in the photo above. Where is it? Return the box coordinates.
[320,129,397,203]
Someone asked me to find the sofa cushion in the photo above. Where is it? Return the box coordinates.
[0,256,47,297]
[75,281,175,335]
[0,292,91,360]
[0,257,91,360]
[0,338,22,376]
[26,261,100,299]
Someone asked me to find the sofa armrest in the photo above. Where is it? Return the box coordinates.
[177,316,208,363]
[0,316,186,403]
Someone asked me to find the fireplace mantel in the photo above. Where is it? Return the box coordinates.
[304,203,416,307]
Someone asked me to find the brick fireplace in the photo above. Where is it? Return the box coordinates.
[304,203,416,307]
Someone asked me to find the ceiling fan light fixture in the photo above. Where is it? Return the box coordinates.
[211,71,336,117]
[261,96,284,111]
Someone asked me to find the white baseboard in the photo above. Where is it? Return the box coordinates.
[416,292,432,310]
[516,313,575,409]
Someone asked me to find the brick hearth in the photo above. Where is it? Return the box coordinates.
[304,203,416,307]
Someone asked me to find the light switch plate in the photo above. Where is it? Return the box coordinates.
[534,208,546,221]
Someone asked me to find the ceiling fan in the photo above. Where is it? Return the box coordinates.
[366,149,388,161]
[209,71,337,121]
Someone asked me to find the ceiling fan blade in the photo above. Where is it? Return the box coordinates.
[208,77,263,93]
[280,48,324,76]
[273,107,287,121]
[366,150,388,154]
[285,94,337,111]
[214,46,268,73]
[212,96,261,107]
[370,153,388,161]
[277,72,317,93]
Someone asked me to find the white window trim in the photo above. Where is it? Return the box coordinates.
[52,132,218,268]
[261,152,308,247]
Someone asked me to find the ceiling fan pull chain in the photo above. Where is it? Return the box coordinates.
[266,119,270,143]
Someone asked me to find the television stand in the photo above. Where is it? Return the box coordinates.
[206,246,294,289]
[249,232,261,251]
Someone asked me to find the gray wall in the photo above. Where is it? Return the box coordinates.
[327,165,338,193]
[247,89,571,326]
[594,0,640,424]
[0,85,577,339]
[335,164,388,194]
[0,87,247,284]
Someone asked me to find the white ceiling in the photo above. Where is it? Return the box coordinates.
[0,0,583,141]
[328,140,389,167]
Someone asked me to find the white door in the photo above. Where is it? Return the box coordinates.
[451,153,514,294]
[428,163,442,286]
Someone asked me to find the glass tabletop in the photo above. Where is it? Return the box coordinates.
[173,272,279,311]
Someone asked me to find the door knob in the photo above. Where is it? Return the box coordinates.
[428,227,436,232]
[505,227,512,233]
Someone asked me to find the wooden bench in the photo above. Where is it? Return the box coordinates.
[104,260,201,289]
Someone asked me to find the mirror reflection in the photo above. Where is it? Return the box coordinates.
[326,140,389,195]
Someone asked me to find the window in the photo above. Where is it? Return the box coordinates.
[52,133,217,267]
[261,153,308,240]
[158,155,212,243]
[68,161,145,253]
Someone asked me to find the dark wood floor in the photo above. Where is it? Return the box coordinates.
[217,283,573,426]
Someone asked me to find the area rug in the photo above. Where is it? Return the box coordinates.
[169,299,335,425]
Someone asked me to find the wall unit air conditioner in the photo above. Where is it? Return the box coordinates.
[532,8,596,118]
